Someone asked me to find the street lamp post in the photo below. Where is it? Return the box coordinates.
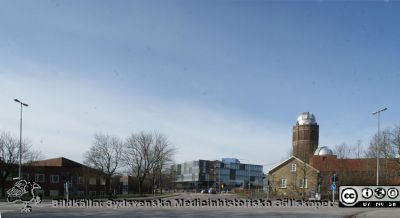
[372,107,387,186]
[14,99,29,180]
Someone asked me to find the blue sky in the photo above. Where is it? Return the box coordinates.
[1,1,399,170]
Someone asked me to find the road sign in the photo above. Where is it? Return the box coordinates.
[330,183,336,191]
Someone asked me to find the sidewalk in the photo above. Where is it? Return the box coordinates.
[354,209,400,217]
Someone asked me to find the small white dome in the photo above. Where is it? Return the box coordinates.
[314,146,333,156]
[296,112,316,125]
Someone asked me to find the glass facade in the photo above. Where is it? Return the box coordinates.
[175,158,264,190]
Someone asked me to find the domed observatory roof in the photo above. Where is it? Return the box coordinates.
[314,146,333,156]
[296,112,316,125]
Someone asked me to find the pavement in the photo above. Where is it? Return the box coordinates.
[353,209,400,217]
[1,193,399,217]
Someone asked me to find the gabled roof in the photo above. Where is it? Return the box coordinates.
[31,157,83,167]
[267,156,320,174]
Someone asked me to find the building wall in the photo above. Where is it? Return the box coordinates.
[215,160,264,189]
[175,159,263,191]
[269,157,318,198]
[175,160,210,191]
[0,159,106,197]
[310,155,400,200]
[292,124,319,163]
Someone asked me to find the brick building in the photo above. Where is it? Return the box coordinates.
[268,112,400,199]
[0,157,107,197]
[310,154,400,199]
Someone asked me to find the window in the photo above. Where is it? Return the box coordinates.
[100,178,106,185]
[299,179,308,188]
[49,190,59,196]
[77,176,84,184]
[35,174,45,183]
[122,184,128,194]
[279,178,287,188]
[290,163,296,172]
[50,175,59,183]
[5,173,12,181]
[89,177,96,185]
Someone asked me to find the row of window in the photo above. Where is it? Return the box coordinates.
[6,173,105,185]
[46,190,106,196]
[279,178,308,189]
[222,164,263,171]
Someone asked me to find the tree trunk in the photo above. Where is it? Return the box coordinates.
[106,176,112,197]
[139,179,143,196]
[159,168,163,195]
[1,177,5,197]
[152,174,156,195]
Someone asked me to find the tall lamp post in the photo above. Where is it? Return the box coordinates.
[14,99,29,180]
[372,107,387,186]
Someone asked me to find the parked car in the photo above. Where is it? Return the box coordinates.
[200,189,209,194]
[208,188,217,194]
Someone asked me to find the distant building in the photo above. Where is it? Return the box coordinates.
[0,157,106,197]
[268,112,400,199]
[175,158,263,191]
[113,175,136,195]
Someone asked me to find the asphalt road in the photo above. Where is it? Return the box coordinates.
[0,193,397,217]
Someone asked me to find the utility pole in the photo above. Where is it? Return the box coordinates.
[332,173,335,202]
[14,99,29,180]
[372,107,388,186]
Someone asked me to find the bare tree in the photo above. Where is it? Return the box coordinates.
[365,128,395,158]
[333,143,352,159]
[353,140,363,159]
[123,132,175,196]
[391,125,400,157]
[84,133,123,197]
[164,164,177,193]
[0,131,43,197]
[153,133,175,195]
[380,128,395,158]
[124,132,154,196]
